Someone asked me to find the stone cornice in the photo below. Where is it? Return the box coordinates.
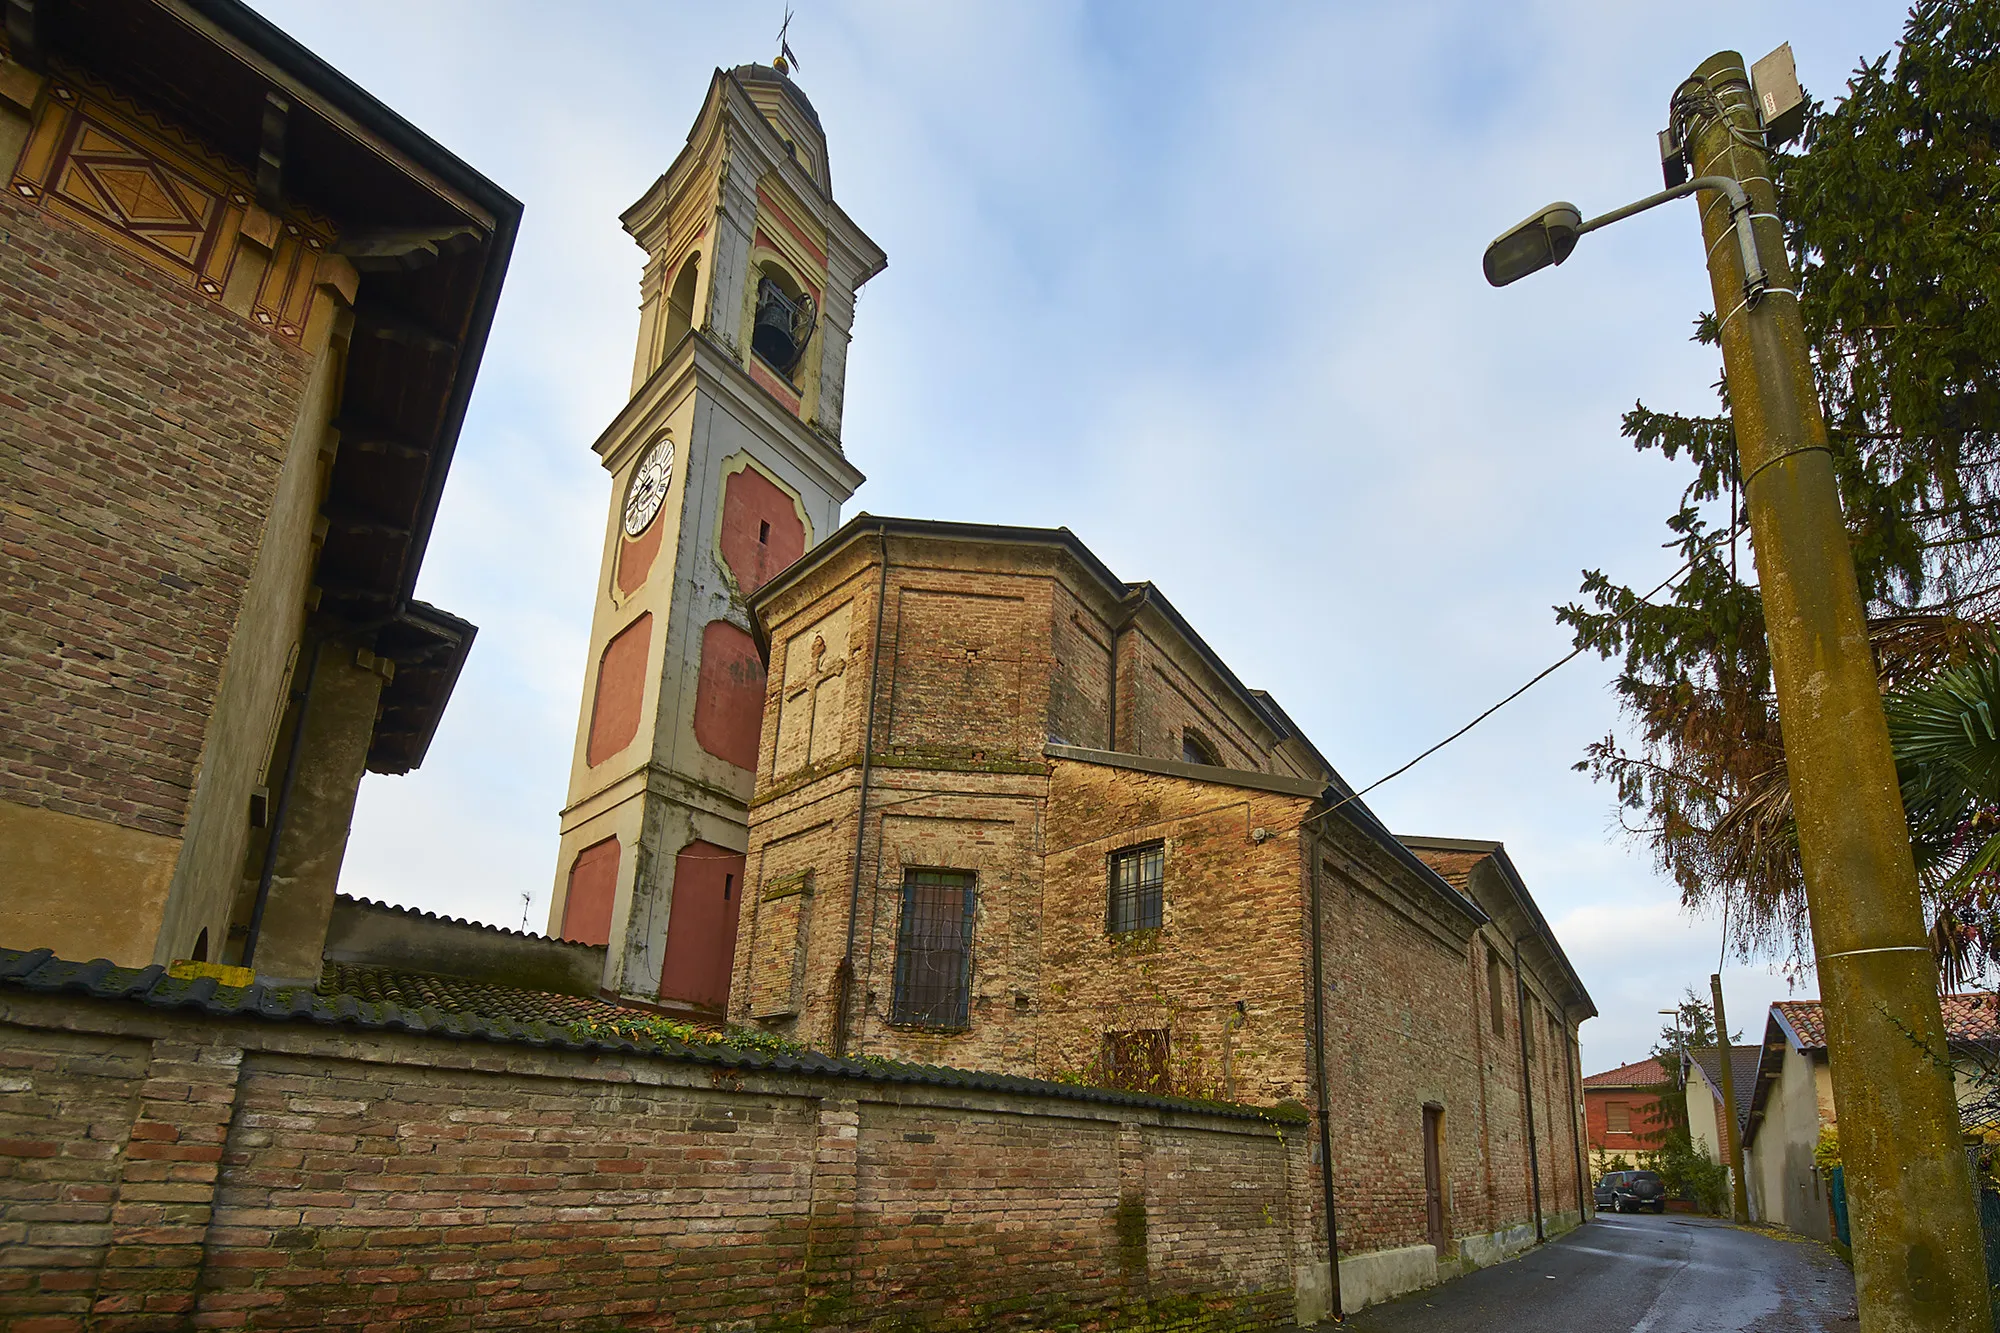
[592,332,865,499]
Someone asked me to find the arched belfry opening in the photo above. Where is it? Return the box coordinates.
[662,252,699,353]
[752,262,815,377]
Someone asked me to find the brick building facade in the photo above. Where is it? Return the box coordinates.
[0,0,515,983]
[2,6,1602,1327]
[1582,1056,1671,1168]
[733,518,1596,1313]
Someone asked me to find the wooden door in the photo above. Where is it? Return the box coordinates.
[1423,1104,1446,1253]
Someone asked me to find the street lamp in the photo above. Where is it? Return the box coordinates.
[1487,49,1989,1331]
[1657,1007,1684,1086]
[1482,178,1766,301]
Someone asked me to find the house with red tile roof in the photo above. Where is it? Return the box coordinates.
[1582,1055,1672,1171]
[1743,992,2000,1242]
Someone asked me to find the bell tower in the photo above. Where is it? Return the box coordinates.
[551,62,885,1006]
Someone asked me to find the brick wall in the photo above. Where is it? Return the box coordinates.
[741,528,1589,1304]
[1114,622,1270,773]
[0,191,311,837]
[1584,1086,1668,1158]
[0,989,1312,1331]
[1039,760,1314,1108]
[1313,833,1490,1256]
[1048,583,1112,751]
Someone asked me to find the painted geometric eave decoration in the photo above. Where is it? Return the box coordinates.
[8,72,338,348]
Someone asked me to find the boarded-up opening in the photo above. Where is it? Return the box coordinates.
[561,837,621,946]
[1423,1104,1446,1252]
[1486,946,1506,1036]
[587,613,652,766]
[693,619,766,770]
[719,464,806,595]
[660,839,745,1010]
[749,870,814,1018]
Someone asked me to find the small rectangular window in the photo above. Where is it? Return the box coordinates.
[891,869,976,1028]
[1607,1102,1632,1135]
[1103,1029,1170,1095]
[1108,843,1165,934]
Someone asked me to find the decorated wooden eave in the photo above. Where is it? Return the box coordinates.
[13,0,522,769]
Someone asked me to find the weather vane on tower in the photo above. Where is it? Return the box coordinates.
[774,7,800,75]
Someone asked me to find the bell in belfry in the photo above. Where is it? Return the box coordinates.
[752,276,815,374]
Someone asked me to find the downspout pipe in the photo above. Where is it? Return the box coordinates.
[1307,811,1342,1318]
[832,530,891,1057]
[241,631,322,968]
[1562,1002,1587,1222]
[1514,937,1544,1243]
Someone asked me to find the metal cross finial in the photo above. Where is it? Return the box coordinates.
[775,7,801,73]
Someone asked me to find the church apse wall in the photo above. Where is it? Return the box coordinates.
[1037,758,1315,1109]
[735,517,1592,1314]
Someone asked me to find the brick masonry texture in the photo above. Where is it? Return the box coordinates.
[738,529,1591,1294]
[0,990,1309,1331]
[1584,1082,1669,1158]
[0,190,311,837]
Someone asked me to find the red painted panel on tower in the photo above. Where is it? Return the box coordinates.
[693,619,766,770]
[561,836,620,946]
[587,612,652,766]
[660,839,745,1010]
[616,514,663,594]
[719,466,806,594]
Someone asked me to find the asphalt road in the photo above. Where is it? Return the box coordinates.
[1331,1213,1857,1333]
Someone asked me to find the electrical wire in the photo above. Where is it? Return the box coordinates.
[1305,521,1750,828]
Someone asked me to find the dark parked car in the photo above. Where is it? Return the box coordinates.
[1596,1169,1667,1213]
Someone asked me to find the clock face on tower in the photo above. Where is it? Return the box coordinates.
[623,437,674,537]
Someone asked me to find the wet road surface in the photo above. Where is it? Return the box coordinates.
[1331,1213,1856,1332]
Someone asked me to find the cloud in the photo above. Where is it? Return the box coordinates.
[248,0,1908,1065]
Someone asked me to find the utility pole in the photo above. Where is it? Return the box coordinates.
[1659,1006,1685,1084]
[1683,51,1987,1331]
[1709,973,1750,1224]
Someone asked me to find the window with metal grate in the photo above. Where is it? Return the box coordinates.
[1107,843,1164,934]
[890,869,976,1028]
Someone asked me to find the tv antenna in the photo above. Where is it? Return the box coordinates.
[774,7,801,74]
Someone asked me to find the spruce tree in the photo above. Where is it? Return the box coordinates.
[1561,1,2000,966]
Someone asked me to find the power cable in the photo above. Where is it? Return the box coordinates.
[1306,522,1749,827]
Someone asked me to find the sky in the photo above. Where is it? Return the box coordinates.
[244,0,1914,1074]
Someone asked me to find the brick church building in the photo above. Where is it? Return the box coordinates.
[0,3,1593,1326]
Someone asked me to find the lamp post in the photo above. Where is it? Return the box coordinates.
[1487,51,1987,1332]
[1657,1007,1684,1087]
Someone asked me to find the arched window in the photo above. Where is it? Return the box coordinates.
[662,252,699,352]
[751,262,815,376]
[191,928,209,962]
[1181,729,1219,767]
